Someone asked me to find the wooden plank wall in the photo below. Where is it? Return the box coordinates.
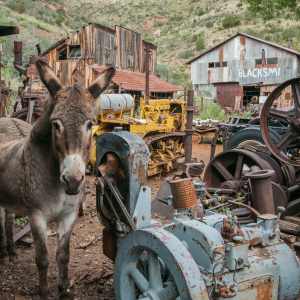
[44,24,158,88]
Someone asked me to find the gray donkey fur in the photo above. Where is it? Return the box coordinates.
[0,58,115,299]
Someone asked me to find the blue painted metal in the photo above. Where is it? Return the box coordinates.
[97,131,300,300]
[115,227,209,300]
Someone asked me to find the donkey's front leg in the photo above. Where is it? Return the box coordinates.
[30,211,48,299]
[56,211,77,299]
[5,211,16,260]
[0,208,8,262]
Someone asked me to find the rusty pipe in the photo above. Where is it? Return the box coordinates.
[247,169,275,214]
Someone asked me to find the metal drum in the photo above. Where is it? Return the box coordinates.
[95,94,134,113]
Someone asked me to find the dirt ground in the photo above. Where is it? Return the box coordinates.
[0,142,221,300]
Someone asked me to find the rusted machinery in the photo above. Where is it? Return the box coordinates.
[204,77,300,233]
[96,130,300,300]
[90,93,187,176]
[12,42,47,124]
[0,26,20,117]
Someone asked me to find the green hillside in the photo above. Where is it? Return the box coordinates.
[0,0,300,89]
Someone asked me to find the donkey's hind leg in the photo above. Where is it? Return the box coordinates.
[5,211,16,260]
[0,208,8,262]
[30,211,49,299]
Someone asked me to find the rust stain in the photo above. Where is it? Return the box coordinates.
[240,35,246,46]
[256,280,273,300]
[208,69,211,84]
[219,47,224,63]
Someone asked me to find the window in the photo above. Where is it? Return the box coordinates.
[267,57,278,65]
[255,57,278,66]
[68,45,81,59]
[255,59,262,66]
[57,45,67,60]
[208,61,228,68]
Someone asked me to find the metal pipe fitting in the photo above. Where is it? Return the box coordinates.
[247,169,275,214]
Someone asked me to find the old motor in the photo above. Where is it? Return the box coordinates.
[96,130,300,300]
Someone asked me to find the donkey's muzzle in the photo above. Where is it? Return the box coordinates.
[62,174,84,195]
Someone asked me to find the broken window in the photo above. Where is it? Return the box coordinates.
[255,59,262,66]
[267,57,278,65]
[57,45,67,60]
[68,45,81,59]
[255,57,278,67]
[208,61,228,68]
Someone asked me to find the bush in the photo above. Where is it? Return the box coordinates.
[195,32,205,51]
[7,0,27,13]
[195,7,206,16]
[222,15,241,29]
[205,20,214,28]
[178,49,194,59]
[197,98,226,121]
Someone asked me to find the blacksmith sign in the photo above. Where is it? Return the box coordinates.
[239,67,281,80]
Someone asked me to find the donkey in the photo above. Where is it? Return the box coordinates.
[0,58,115,299]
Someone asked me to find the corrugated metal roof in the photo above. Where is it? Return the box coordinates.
[93,65,182,92]
[187,32,300,64]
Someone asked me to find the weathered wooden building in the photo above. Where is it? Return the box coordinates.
[36,23,179,97]
[188,32,300,110]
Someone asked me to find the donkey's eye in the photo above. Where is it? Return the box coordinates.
[86,121,92,131]
[52,120,64,135]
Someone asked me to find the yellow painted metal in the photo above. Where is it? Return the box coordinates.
[91,97,186,175]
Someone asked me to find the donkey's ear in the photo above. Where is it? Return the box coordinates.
[88,66,115,99]
[35,58,62,97]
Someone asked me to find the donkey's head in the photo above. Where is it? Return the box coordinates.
[35,59,115,195]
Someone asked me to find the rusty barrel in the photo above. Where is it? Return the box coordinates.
[168,178,197,209]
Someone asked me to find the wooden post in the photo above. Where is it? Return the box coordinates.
[185,90,194,163]
[0,44,2,113]
[144,46,150,105]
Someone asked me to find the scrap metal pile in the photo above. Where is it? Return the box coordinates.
[95,129,300,300]
[93,77,300,300]
[204,77,300,245]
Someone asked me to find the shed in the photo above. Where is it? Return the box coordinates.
[188,32,300,110]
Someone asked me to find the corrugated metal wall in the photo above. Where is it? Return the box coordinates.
[191,35,300,86]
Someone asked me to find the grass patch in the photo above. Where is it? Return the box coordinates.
[195,98,226,121]
[222,15,241,29]
[195,32,205,51]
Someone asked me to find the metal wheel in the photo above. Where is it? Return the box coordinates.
[261,77,300,166]
[204,149,280,190]
[114,227,209,300]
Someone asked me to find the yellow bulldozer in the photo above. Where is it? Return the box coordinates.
[89,94,186,176]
